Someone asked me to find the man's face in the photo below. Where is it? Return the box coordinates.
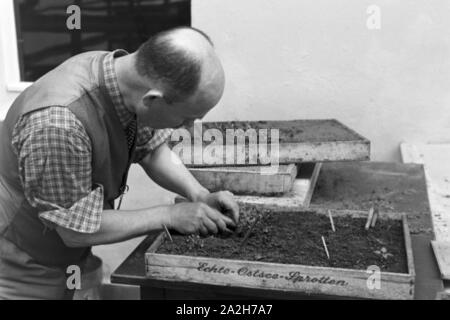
[136,91,213,129]
[135,52,225,129]
[136,68,225,129]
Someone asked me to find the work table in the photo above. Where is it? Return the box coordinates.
[111,161,443,299]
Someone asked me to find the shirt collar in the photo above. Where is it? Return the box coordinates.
[103,49,135,129]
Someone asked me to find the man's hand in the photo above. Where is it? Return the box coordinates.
[195,190,240,225]
[139,144,240,225]
[167,202,236,236]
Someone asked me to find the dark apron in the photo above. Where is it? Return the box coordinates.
[0,176,74,300]
[0,237,74,300]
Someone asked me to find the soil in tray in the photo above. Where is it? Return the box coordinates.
[158,210,408,273]
[169,120,363,145]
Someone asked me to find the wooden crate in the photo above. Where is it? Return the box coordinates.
[188,164,298,196]
[178,163,321,208]
[145,208,415,300]
[169,119,370,166]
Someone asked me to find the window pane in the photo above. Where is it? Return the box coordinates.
[14,0,191,81]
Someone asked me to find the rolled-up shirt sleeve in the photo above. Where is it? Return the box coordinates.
[133,125,174,163]
[11,107,104,233]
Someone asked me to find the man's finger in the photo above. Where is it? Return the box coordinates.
[218,193,240,223]
[198,225,209,237]
[201,216,218,235]
[204,205,236,229]
[205,209,233,234]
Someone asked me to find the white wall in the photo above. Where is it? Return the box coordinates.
[0,36,20,120]
[193,0,450,161]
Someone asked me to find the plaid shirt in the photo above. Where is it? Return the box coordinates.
[11,50,173,233]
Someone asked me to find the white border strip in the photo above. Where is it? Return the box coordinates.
[0,0,32,92]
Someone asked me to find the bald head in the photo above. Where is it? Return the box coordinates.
[135,27,223,102]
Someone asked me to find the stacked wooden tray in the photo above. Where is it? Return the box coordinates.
[188,164,298,196]
[169,119,370,166]
[170,119,369,205]
[145,120,414,299]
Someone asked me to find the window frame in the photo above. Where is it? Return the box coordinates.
[0,0,32,92]
[1,0,191,92]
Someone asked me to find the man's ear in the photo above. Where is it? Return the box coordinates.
[142,89,164,107]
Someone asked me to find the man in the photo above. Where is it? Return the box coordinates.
[0,27,239,299]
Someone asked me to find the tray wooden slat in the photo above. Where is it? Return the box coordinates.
[189,164,297,195]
